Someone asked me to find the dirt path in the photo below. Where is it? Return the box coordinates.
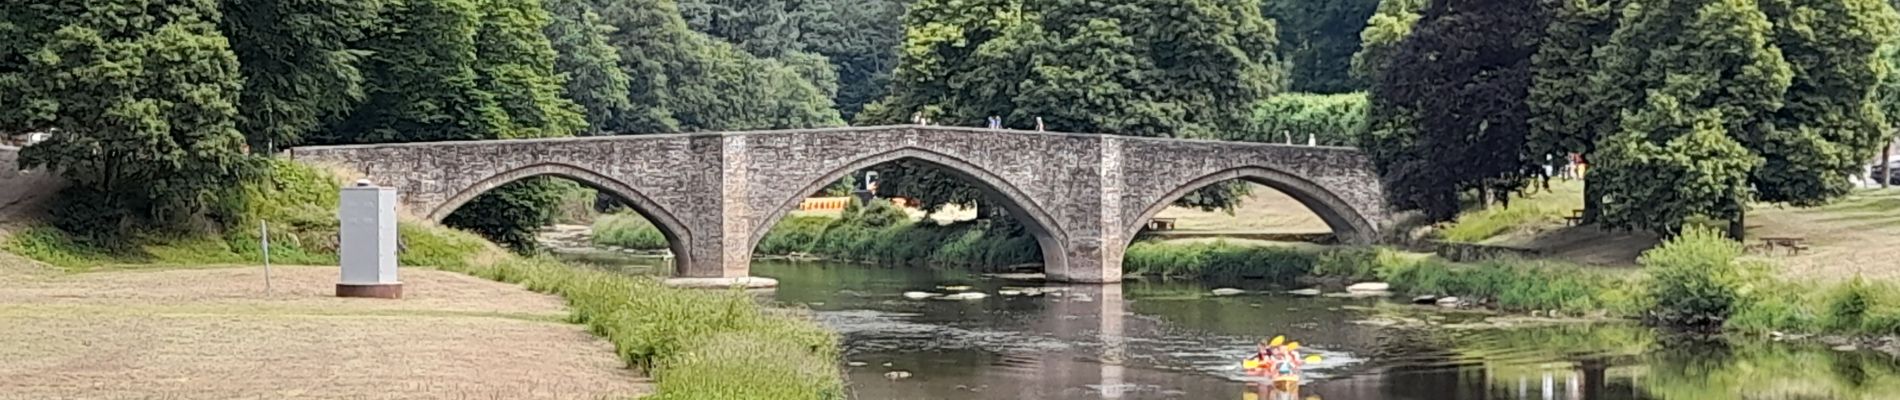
[0,260,649,399]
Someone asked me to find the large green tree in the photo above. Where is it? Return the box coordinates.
[1751,0,1898,205]
[325,0,507,144]
[1589,0,1791,235]
[862,0,1285,213]
[1348,0,1424,83]
[441,0,592,252]
[1263,0,1380,93]
[543,0,634,134]
[4,0,251,236]
[1369,0,1546,220]
[220,0,385,150]
[590,0,842,133]
[1527,0,1620,221]
[800,0,910,120]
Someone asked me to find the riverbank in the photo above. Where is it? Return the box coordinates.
[0,160,846,400]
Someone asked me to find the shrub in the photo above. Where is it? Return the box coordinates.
[592,213,671,250]
[1641,227,1763,328]
[755,216,830,255]
[1122,241,1316,283]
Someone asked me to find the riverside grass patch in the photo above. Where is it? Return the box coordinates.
[593,199,1042,270]
[440,257,844,400]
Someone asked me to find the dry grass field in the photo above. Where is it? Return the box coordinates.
[0,257,648,400]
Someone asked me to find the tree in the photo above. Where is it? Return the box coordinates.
[591,0,841,133]
[1235,92,1370,147]
[1590,0,1791,236]
[4,0,250,235]
[1528,0,1620,221]
[1348,0,1425,83]
[1263,0,1381,93]
[678,0,802,58]
[324,0,507,144]
[1369,0,1546,221]
[1751,0,1899,205]
[543,0,635,134]
[799,0,910,120]
[438,0,592,253]
[866,0,1286,213]
[220,0,385,150]
[471,0,588,139]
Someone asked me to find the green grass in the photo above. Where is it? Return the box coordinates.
[1436,180,1583,243]
[440,257,843,400]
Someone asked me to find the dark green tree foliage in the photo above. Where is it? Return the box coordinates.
[590,0,842,133]
[1752,0,1898,205]
[1527,0,1619,163]
[1589,0,1790,233]
[543,0,635,134]
[326,0,507,143]
[1370,0,1545,221]
[678,0,801,58]
[471,0,588,139]
[3,0,251,235]
[1527,0,1620,220]
[866,0,1285,212]
[799,0,910,120]
[1348,0,1425,83]
[220,0,385,150]
[1263,0,1380,93]
[441,0,592,253]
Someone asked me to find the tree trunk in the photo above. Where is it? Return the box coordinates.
[1583,178,1602,223]
[974,200,991,221]
[1729,210,1747,241]
[1476,186,1492,210]
[1883,142,1892,189]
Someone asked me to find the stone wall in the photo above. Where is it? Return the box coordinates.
[290,126,1390,282]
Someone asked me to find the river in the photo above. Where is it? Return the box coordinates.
[561,249,1900,400]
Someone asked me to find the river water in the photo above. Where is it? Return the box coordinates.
[563,250,1900,400]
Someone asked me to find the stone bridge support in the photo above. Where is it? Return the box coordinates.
[290,126,1389,283]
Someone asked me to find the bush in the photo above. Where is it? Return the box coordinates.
[756,216,830,255]
[1122,241,1317,283]
[1641,227,1763,328]
[593,213,671,250]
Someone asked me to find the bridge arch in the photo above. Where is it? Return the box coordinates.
[749,147,1071,271]
[1127,166,1378,245]
[434,162,696,273]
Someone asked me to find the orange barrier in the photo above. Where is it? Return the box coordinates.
[800,197,850,211]
[798,197,912,211]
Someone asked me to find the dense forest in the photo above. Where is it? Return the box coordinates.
[3,0,1898,250]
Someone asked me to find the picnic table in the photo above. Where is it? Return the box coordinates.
[1564,209,1585,226]
[1760,237,1809,255]
[1148,218,1177,231]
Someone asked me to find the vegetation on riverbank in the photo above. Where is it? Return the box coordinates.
[596,199,1041,270]
[1,160,845,400]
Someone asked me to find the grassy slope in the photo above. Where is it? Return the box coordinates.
[1440,180,1900,279]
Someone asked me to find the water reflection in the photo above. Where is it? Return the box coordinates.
[556,252,1900,400]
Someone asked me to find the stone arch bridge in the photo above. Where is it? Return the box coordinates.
[289,126,1389,283]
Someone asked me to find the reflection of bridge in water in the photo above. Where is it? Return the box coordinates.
[292,126,1390,283]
